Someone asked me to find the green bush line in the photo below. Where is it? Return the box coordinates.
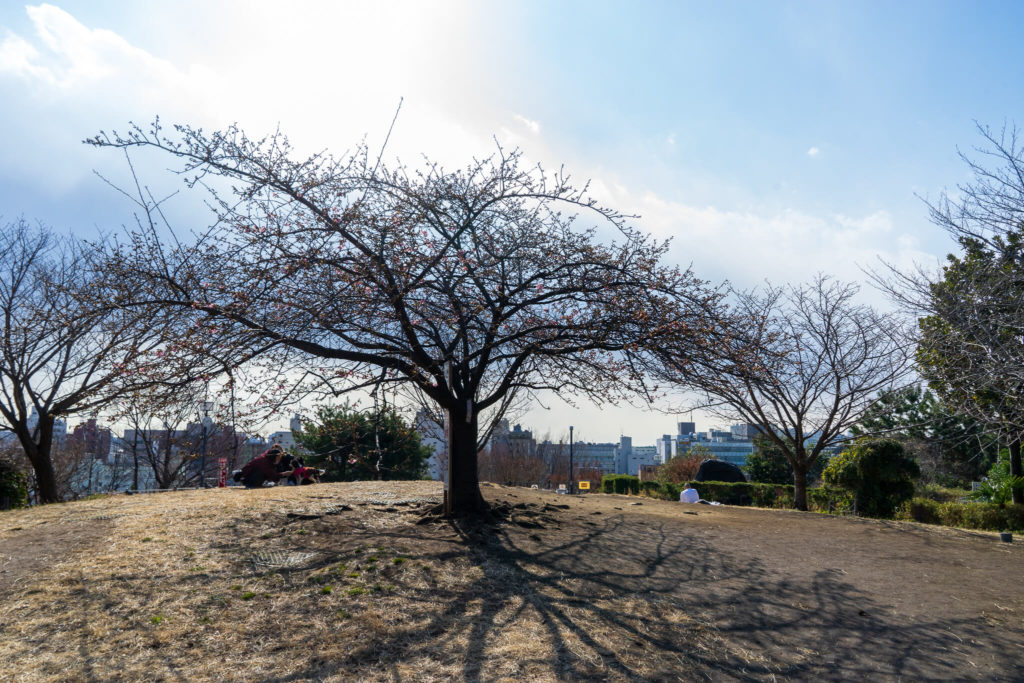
[600,474,1024,531]
[897,498,1024,532]
[600,474,852,512]
[601,474,640,495]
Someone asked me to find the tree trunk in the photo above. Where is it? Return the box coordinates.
[1010,439,1023,506]
[792,462,809,511]
[446,404,485,516]
[21,414,59,504]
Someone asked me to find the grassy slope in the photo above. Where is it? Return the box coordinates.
[1,482,1022,682]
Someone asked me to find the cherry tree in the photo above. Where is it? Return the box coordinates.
[89,121,719,515]
[0,219,206,503]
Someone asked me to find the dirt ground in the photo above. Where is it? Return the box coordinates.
[0,481,1021,681]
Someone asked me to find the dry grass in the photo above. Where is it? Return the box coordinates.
[0,483,727,682]
[1,482,1022,681]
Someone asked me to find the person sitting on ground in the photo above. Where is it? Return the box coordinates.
[680,483,703,504]
[236,445,293,488]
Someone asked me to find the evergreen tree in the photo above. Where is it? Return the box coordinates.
[823,439,920,518]
[852,386,998,485]
[294,404,430,481]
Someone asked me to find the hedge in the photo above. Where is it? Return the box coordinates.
[897,498,1024,532]
[601,474,640,495]
[598,476,1024,531]
[602,475,851,512]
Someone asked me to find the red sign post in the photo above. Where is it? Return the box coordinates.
[218,458,228,487]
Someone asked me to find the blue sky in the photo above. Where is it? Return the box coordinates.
[2,1,1023,442]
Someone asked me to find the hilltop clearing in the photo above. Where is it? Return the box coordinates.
[1,482,1021,681]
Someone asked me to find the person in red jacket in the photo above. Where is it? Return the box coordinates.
[237,445,292,488]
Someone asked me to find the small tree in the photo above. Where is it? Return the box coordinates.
[743,434,826,485]
[970,449,1024,505]
[294,404,430,481]
[852,386,998,486]
[822,438,920,518]
[478,440,550,487]
[657,445,707,484]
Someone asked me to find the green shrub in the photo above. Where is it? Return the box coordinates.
[970,449,1024,505]
[823,438,919,518]
[898,497,944,524]
[897,498,1024,532]
[914,483,968,503]
[0,454,28,509]
[601,474,640,495]
[806,487,854,514]
[639,480,662,496]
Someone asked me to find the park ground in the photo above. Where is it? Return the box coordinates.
[0,481,1021,681]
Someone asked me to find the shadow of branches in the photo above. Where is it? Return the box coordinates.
[265,503,1023,681]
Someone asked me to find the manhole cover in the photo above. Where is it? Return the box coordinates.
[249,550,318,569]
[60,514,123,523]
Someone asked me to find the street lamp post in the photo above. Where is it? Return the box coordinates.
[569,425,574,495]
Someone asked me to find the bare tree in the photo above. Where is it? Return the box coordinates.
[478,440,550,486]
[114,383,251,490]
[0,219,203,503]
[657,276,914,510]
[88,121,719,516]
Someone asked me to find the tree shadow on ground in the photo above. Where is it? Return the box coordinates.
[266,504,1023,681]
[10,499,1020,682]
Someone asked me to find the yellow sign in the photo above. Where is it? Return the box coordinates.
[577,481,590,490]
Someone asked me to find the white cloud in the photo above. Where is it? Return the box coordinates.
[0,4,212,94]
[579,182,933,307]
[513,113,541,134]
[807,146,820,157]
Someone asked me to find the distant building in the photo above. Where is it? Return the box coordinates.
[573,441,618,475]
[69,418,112,462]
[414,409,445,481]
[655,434,674,463]
[268,430,296,450]
[703,441,756,466]
[506,424,536,458]
[638,464,660,482]
[624,445,658,475]
[730,423,763,440]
